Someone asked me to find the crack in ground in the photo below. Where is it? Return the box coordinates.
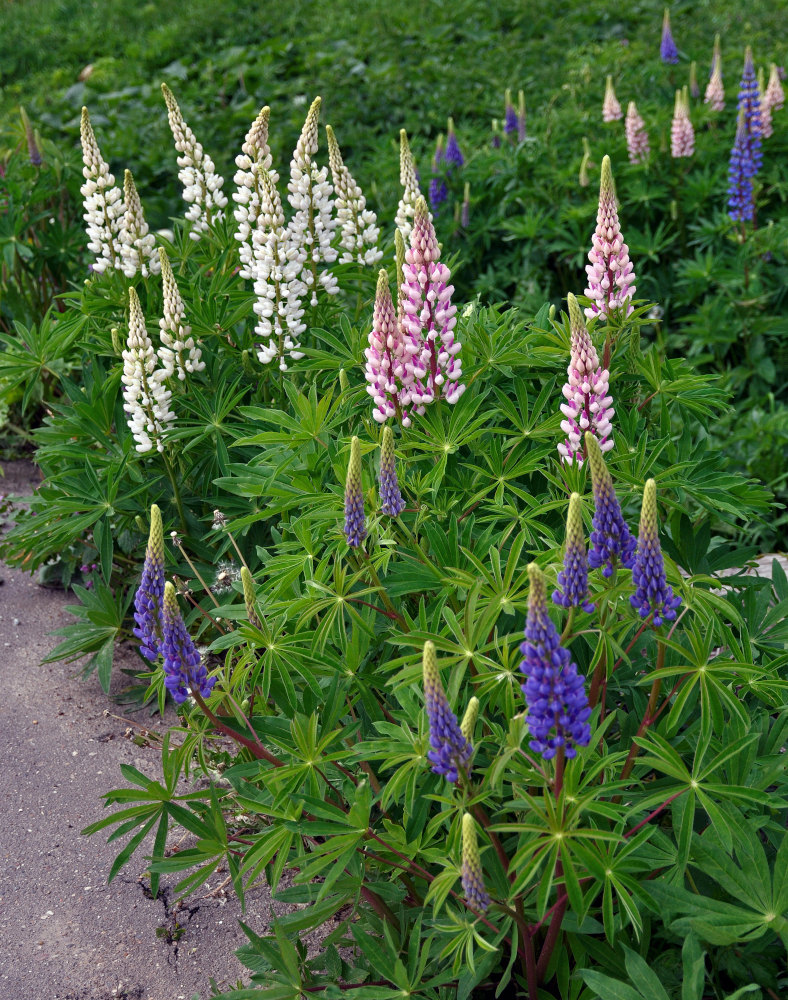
[120,875,201,972]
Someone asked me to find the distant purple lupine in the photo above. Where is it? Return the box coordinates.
[660,8,679,64]
[428,134,447,215]
[504,89,518,135]
[445,117,464,167]
[728,48,763,221]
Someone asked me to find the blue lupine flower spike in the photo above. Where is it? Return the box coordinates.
[133,503,165,661]
[727,46,763,224]
[429,134,447,214]
[585,431,636,578]
[504,89,517,135]
[445,117,464,167]
[660,7,679,64]
[553,493,595,612]
[520,563,591,760]
[343,436,367,548]
[161,581,215,704]
[461,813,491,912]
[630,479,682,627]
[423,640,473,783]
[379,425,405,516]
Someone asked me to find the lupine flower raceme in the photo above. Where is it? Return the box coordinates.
[584,155,636,320]
[158,248,205,380]
[122,287,175,454]
[660,8,679,64]
[343,437,366,548]
[520,563,591,760]
[625,102,650,164]
[763,63,785,111]
[79,107,124,274]
[233,106,276,281]
[461,814,491,912]
[161,83,227,241]
[557,293,614,464]
[584,431,636,577]
[727,111,757,223]
[445,118,464,168]
[504,89,518,136]
[671,89,695,158]
[20,107,42,167]
[240,566,261,629]
[759,68,773,138]
[553,493,595,612]
[602,76,622,122]
[689,61,700,99]
[133,504,165,661]
[378,425,405,516]
[630,479,681,626]
[364,269,412,424]
[161,581,215,703]
[287,96,338,305]
[119,170,159,279]
[705,57,725,110]
[460,697,479,743]
[401,197,465,409]
[395,129,427,243]
[422,641,473,783]
[325,125,382,266]
[737,47,763,165]
[428,134,448,215]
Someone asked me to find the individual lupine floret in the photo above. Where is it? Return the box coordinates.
[705,57,725,110]
[763,63,785,111]
[584,155,636,320]
[630,479,681,626]
[553,493,595,612]
[444,117,464,167]
[133,504,165,661]
[727,111,757,222]
[558,293,614,464]
[517,90,527,142]
[671,89,695,158]
[364,269,413,424]
[689,61,700,99]
[520,563,591,760]
[79,106,124,274]
[401,197,465,409]
[660,8,679,64]
[584,431,636,577]
[233,106,277,280]
[422,640,473,782]
[158,248,205,381]
[161,581,215,703]
[428,134,447,215]
[253,171,307,370]
[759,69,773,138]
[602,76,622,122]
[379,424,405,516]
[119,170,159,279]
[325,124,382,266]
[625,102,650,164]
[343,437,366,548]
[287,96,338,305]
[395,129,429,243]
[161,83,227,241]
[504,89,518,136]
[461,814,491,912]
[122,287,175,454]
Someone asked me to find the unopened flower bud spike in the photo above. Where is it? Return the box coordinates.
[344,437,367,548]
[241,567,261,628]
[379,425,405,516]
[461,813,491,913]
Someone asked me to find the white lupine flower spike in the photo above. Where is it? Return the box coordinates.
[395,128,431,243]
[253,171,307,370]
[120,170,160,279]
[158,248,205,381]
[161,83,227,241]
[233,106,278,280]
[325,124,382,266]
[122,287,175,454]
[287,96,338,306]
[79,107,124,274]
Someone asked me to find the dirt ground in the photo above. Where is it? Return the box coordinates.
[0,460,288,1000]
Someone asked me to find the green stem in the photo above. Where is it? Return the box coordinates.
[560,607,575,644]
[161,452,187,534]
[358,550,407,629]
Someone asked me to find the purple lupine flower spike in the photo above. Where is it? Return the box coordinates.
[161,581,215,703]
[461,813,491,912]
[727,112,755,222]
[132,504,165,661]
[379,425,405,516]
[557,293,614,464]
[423,640,473,783]
[343,436,366,548]
[520,563,591,760]
[504,89,518,136]
[585,431,636,577]
[660,8,679,64]
[553,493,595,612]
[630,480,681,626]
[584,156,636,320]
[445,117,464,168]
[428,134,447,215]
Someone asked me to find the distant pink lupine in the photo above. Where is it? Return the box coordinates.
[763,63,785,110]
[401,197,465,409]
[584,155,636,320]
[704,36,725,110]
[364,269,414,425]
[602,76,622,122]
[671,89,695,158]
[759,69,773,138]
[625,102,649,164]
[558,293,614,465]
